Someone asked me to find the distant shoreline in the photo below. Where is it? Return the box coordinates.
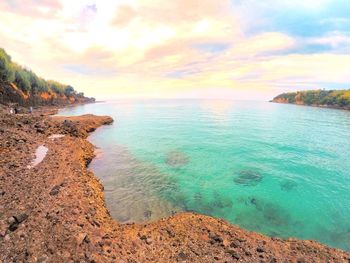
[271,89,350,111]
[270,100,350,111]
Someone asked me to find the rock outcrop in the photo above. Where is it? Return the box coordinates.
[0,81,95,107]
[271,89,350,110]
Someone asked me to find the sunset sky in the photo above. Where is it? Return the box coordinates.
[0,0,349,100]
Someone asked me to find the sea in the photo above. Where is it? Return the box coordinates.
[58,99,350,251]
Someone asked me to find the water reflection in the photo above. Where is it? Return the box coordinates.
[200,100,234,124]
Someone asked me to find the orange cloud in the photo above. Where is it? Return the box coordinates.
[112,5,137,27]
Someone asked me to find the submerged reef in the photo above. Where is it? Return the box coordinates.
[233,170,263,186]
[280,180,298,191]
[165,150,190,168]
[235,196,300,238]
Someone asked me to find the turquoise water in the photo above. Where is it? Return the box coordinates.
[59,100,350,251]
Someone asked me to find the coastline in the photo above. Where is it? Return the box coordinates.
[270,100,350,112]
[1,108,349,262]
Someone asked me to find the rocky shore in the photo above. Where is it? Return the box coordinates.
[1,107,349,262]
[271,90,350,111]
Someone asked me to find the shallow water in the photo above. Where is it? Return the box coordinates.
[59,100,350,251]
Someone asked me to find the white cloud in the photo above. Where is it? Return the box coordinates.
[306,32,350,48]
[0,0,349,100]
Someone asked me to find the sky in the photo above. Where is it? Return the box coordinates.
[0,0,349,100]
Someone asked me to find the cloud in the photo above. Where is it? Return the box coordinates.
[111,5,137,27]
[192,43,231,53]
[0,0,349,100]
[232,0,350,37]
[306,32,350,49]
[0,0,62,17]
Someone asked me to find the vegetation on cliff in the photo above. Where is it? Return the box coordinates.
[272,89,350,109]
[0,47,93,106]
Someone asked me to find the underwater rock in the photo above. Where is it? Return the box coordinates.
[165,151,190,168]
[168,193,189,211]
[212,191,233,209]
[262,203,290,227]
[235,211,263,232]
[193,192,202,201]
[237,196,294,233]
[233,170,263,186]
[191,199,213,216]
[249,197,291,228]
[250,198,257,206]
[280,180,298,192]
[144,210,152,219]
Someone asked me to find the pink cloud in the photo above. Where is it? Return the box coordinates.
[138,0,231,24]
[112,5,137,27]
[111,0,232,27]
[0,0,62,18]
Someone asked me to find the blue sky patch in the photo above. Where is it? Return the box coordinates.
[192,43,230,53]
[231,0,350,38]
[63,64,115,76]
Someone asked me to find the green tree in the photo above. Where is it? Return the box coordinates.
[273,89,350,108]
[0,47,86,103]
[64,85,75,96]
[0,48,15,82]
[14,69,31,92]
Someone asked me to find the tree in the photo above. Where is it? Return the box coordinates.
[0,47,83,102]
[64,85,75,96]
[0,48,15,82]
[14,69,31,92]
[37,78,49,92]
[49,81,65,95]
[273,89,350,108]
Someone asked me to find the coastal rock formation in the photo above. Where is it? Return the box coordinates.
[0,48,95,107]
[52,114,113,138]
[0,81,95,107]
[271,89,350,110]
[0,108,349,262]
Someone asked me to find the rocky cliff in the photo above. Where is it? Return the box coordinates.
[271,89,350,110]
[0,81,94,107]
[0,47,94,107]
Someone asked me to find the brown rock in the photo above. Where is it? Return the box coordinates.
[15,213,28,223]
[176,252,188,262]
[49,185,61,195]
[226,249,240,260]
[77,233,87,245]
[257,247,266,253]
[209,233,223,243]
